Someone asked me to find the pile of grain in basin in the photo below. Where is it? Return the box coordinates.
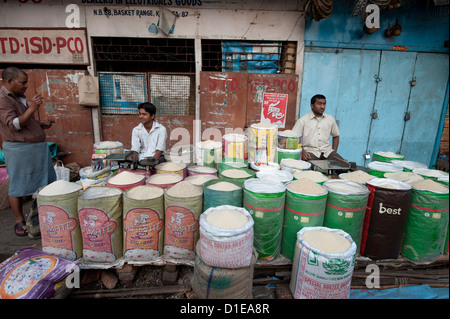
[126,185,164,200]
[293,170,328,183]
[222,169,251,178]
[287,178,327,195]
[147,173,183,185]
[302,229,351,253]
[205,208,249,229]
[108,171,144,185]
[207,181,240,191]
[409,179,449,192]
[340,170,374,184]
[166,180,203,197]
[39,180,82,196]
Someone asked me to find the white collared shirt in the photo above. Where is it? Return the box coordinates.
[131,121,167,160]
[292,111,340,158]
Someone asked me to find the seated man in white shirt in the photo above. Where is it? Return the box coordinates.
[292,94,344,161]
[130,102,167,163]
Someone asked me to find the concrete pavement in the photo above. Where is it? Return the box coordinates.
[0,199,41,263]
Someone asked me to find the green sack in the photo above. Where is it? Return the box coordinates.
[373,151,404,163]
[243,179,285,260]
[219,167,255,187]
[323,179,370,251]
[202,179,243,211]
[401,187,449,262]
[282,184,327,261]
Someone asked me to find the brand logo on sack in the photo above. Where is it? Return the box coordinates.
[378,203,402,215]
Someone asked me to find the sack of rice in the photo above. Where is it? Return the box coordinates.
[187,165,217,176]
[220,168,255,187]
[146,173,183,189]
[368,161,403,178]
[280,158,311,174]
[290,227,356,299]
[248,122,278,166]
[401,179,449,262]
[164,181,203,259]
[37,180,83,261]
[155,161,187,178]
[218,159,248,175]
[249,161,280,173]
[277,148,302,164]
[203,179,242,210]
[78,187,123,264]
[222,133,248,162]
[256,169,293,184]
[192,242,257,299]
[79,166,111,180]
[384,171,424,184]
[106,171,146,191]
[391,160,427,172]
[278,130,302,150]
[93,141,124,166]
[243,178,286,260]
[339,170,374,185]
[123,185,165,262]
[282,179,328,260]
[196,140,222,168]
[373,151,404,162]
[293,170,329,185]
[323,179,370,251]
[412,168,449,182]
[360,178,411,260]
[185,174,219,186]
[199,205,254,268]
[438,175,449,186]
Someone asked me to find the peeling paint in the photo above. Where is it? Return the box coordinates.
[64,73,85,84]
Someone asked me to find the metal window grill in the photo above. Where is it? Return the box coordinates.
[98,72,147,114]
[149,74,194,116]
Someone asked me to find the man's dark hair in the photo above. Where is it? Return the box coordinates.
[311,94,326,105]
[138,102,157,116]
[2,67,27,82]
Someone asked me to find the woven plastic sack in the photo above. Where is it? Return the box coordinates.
[401,185,449,262]
[243,178,285,260]
[368,161,403,178]
[372,151,404,162]
[202,179,242,210]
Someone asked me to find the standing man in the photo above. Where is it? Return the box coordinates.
[130,102,167,163]
[292,94,344,161]
[0,67,56,236]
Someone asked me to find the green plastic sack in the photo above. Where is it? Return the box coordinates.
[243,179,286,260]
[401,186,449,262]
[218,160,249,175]
[219,167,255,187]
[368,161,403,178]
[202,179,242,210]
[277,148,301,164]
[281,183,328,260]
[373,151,404,163]
[323,179,370,251]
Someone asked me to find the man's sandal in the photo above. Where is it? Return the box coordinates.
[14,221,28,237]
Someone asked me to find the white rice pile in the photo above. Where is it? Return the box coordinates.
[108,171,145,185]
[157,162,185,171]
[166,180,203,198]
[189,165,217,174]
[147,173,183,185]
[410,179,449,193]
[207,181,240,191]
[287,178,327,195]
[302,229,352,253]
[205,208,249,229]
[384,171,424,183]
[126,185,164,200]
[340,170,374,184]
[280,129,298,136]
[185,174,218,186]
[376,151,404,158]
[222,169,251,178]
[293,170,329,183]
[39,180,82,196]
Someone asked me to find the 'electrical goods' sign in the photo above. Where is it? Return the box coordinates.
[0,28,89,65]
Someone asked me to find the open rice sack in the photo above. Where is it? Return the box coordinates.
[391,160,427,172]
[0,247,78,299]
[78,187,123,264]
[360,178,411,260]
[372,151,404,163]
[203,179,243,210]
[164,181,203,260]
[323,179,370,252]
[282,179,328,261]
[123,185,165,263]
[290,227,356,299]
[412,168,449,182]
[401,179,449,262]
[219,167,256,187]
[192,242,257,299]
[37,180,84,261]
[243,178,286,260]
[199,205,254,268]
[368,161,403,178]
[106,171,146,191]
